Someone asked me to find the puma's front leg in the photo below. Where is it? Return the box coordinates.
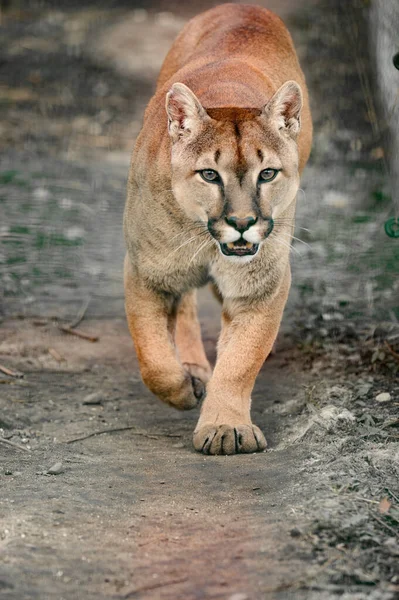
[124,255,202,410]
[194,271,290,454]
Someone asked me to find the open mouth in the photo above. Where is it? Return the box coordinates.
[220,240,259,257]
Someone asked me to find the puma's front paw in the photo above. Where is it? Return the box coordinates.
[193,423,267,455]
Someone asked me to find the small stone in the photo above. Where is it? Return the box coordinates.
[228,594,248,600]
[376,392,391,403]
[47,462,64,475]
[290,527,302,538]
[172,442,184,449]
[356,383,372,398]
[324,190,350,209]
[65,226,85,241]
[82,392,103,405]
[33,187,50,201]
[5,470,12,476]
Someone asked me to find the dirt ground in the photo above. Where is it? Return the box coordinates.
[1,1,398,599]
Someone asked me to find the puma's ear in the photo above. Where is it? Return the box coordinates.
[264,81,302,138]
[166,83,209,142]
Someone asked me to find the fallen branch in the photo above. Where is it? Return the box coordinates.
[0,363,24,378]
[65,426,182,444]
[0,438,31,452]
[58,325,98,343]
[67,297,91,329]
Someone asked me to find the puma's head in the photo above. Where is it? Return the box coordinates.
[165,81,302,261]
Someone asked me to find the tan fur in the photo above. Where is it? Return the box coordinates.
[124,4,312,454]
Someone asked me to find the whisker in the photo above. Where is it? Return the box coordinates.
[165,231,208,261]
[297,188,307,201]
[270,233,300,256]
[172,234,201,253]
[277,230,311,249]
[291,235,311,248]
[181,230,208,246]
[280,233,311,249]
[272,238,301,257]
[273,221,312,234]
[169,226,206,242]
[188,238,212,266]
[273,220,295,225]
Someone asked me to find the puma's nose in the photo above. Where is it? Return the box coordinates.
[225,215,257,233]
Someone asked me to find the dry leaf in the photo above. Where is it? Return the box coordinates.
[378,497,391,515]
[370,146,384,160]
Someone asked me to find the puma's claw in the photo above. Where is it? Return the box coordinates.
[193,423,267,455]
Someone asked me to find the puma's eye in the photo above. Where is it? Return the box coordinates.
[199,169,221,183]
[259,168,279,183]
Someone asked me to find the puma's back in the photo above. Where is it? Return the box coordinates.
[142,3,311,172]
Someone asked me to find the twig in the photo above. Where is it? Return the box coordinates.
[122,577,188,598]
[67,298,91,329]
[353,496,379,506]
[65,426,182,444]
[0,363,24,378]
[48,348,65,363]
[0,438,31,452]
[137,534,168,547]
[371,514,399,537]
[385,341,399,364]
[58,325,98,343]
[385,488,399,504]
[33,319,48,327]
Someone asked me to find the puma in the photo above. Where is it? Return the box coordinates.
[124,3,312,454]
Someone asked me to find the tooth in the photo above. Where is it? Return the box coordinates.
[227,242,235,249]
[245,242,253,248]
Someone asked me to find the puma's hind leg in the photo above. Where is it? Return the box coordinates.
[175,290,212,398]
